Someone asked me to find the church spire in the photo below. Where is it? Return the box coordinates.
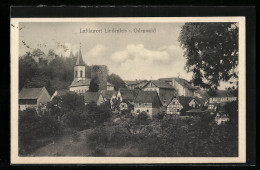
[76,44,84,66]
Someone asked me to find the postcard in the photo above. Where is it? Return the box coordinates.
[11,17,246,164]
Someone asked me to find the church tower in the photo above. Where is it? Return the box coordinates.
[73,46,85,82]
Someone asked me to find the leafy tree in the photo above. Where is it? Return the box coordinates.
[178,23,238,91]
[107,73,126,90]
[19,55,39,89]
[31,48,45,57]
[89,77,99,92]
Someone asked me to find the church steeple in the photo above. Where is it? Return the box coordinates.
[76,44,84,66]
[73,45,86,82]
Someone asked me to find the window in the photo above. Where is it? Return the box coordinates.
[137,109,140,113]
[75,71,77,77]
[80,70,83,77]
[147,110,149,112]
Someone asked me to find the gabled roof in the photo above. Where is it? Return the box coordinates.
[159,91,176,106]
[75,47,85,66]
[143,80,174,89]
[193,97,208,105]
[55,89,69,96]
[84,92,101,103]
[174,78,197,90]
[177,96,193,108]
[120,89,135,101]
[101,90,116,99]
[70,79,91,87]
[134,91,159,103]
[19,87,47,99]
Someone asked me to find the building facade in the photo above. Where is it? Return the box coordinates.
[19,87,51,112]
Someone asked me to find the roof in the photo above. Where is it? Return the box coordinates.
[134,91,159,103]
[124,80,147,85]
[70,79,91,87]
[158,77,197,90]
[19,87,46,99]
[211,90,236,98]
[159,91,176,106]
[83,92,101,103]
[174,78,197,90]
[70,79,112,87]
[75,48,85,66]
[193,97,208,105]
[55,89,69,96]
[101,90,116,99]
[143,80,174,89]
[120,89,135,101]
[177,96,193,108]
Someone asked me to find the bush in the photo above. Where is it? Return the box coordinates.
[19,108,61,155]
[137,111,149,121]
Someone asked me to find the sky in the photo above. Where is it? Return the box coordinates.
[19,22,235,89]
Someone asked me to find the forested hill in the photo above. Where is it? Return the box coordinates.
[19,49,126,95]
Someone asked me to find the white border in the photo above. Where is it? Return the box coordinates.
[11,17,246,164]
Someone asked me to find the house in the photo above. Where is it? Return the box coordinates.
[208,90,237,110]
[189,97,208,108]
[142,80,176,107]
[133,91,162,119]
[117,88,136,111]
[125,80,148,90]
[19,87,51,112]
[166,96,193,115]
[83,92,104,106]
[50,89,69,101]
[101,90,117,108]
[107,82,114,91]
[158,77,197,97]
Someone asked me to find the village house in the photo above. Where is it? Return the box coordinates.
[19,87,51,112]
[83,92,104,106]
[142,80,176,106]
[158,77,197,97]
[50,89,69,101]
[208,90,237,110]
[100,90,117,108]
[166,96,193,115]
[124,80,148,90]
[133,91,162,119]
[117,88,136,111]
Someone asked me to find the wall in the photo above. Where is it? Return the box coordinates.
[107,86,114,91]
[91,65,108,91]
[70,85,89,93]
[143,82,159,94]
[19,104,37,111]
[97,94,105,106]
[74,66,86,82]
[209,97,237,104]
[166,98,183,114]
[133,106,153,119]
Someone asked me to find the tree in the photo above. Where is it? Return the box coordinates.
[107,73,126,90]
[178,23,238,91]
[89,77,99,92]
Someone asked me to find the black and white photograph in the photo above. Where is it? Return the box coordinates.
[11,17,246,164]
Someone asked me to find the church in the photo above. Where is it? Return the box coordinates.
[69,47,114,93]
